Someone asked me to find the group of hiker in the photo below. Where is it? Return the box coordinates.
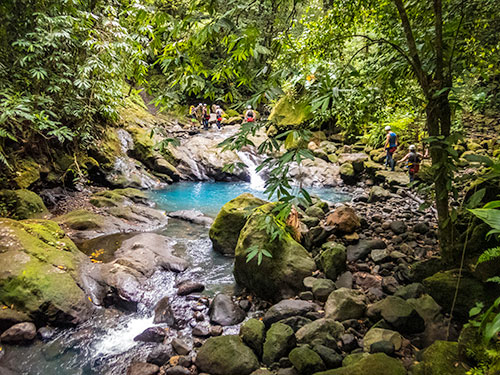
[384,125,427,183]
[189,103,256,130]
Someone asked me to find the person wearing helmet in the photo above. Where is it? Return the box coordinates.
[202,103,210,130]
[399,144,424,183]
[384,125,398,171]
[215,105,224,129]
[245,105,255,122]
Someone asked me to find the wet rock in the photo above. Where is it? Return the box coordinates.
[313,344,342,368]
[312,279,336,302]
[169,209,214,226]
[317,242,347,280]
[37,326,56,341]
[363,327,402,353]
[172,338,191,355]
[370,340,396,355]
[339,163,356,185]
[240,318,265,357]
[389,221,407,235]
[147,344,173,366]
[353,272,382,290]
[234,204,316,302]
[263,323,296,365]
[325,288,367,321]
[336,271,353,289]
[209,194,267,256]
[367,296,425,334]
[239,299,252,311]
[192,325,210,337]
[382,276,399,294]
[263,299,318,326]
[153,297,176,326]
[295,318,344,348]
[195,335,259,375]
[127,362,159,375]
[134,327,167,343]
[370,249,389,263]
[209,294,246,326]
[289,346,326,375]
[325,206,361,234]
[177,281,205,296]
[166,366,190,375]
[210,325,224,336]
[0,322,36,344]
[340,333,358,352]
[303,276,317,289]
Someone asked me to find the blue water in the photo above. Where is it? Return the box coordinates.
[149,181,350,217]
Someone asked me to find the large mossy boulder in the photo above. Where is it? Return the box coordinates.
[209,193,267,256]
[263,322,296,365]
[195,335,259,375]
[234,204,316,301]
[367,296,425,334]
[411,341,466,375]
[0,218,93,325]
[11,158,41,189]
[0,189,48,220]
[240,318,266,357]
[423,270,488,320]
[313,353,407,375]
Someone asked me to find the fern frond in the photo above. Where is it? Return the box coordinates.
[477,247,500,265]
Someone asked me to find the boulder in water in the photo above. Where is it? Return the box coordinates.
[234,204,316,302]
[134,327,167,343]
[153,297,176,326]
[195,335,259,375]
[0,322,37,344]
[209,193,266,256]
[127,362,160,375]
[209,294,246,326]
[176,280,205,296]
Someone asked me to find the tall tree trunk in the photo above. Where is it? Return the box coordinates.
[426,96,454,263]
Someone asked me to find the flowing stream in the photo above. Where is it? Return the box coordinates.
[0,171,349,375]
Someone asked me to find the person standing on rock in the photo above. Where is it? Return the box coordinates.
[245,105,255,122]
[384,125,398,171]
[202,103,210,130]
[215,105,224,129]
[399,144,424,183]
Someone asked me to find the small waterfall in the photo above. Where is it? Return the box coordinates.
[237,150,266,191]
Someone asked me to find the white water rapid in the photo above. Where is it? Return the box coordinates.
[237,150,266,191]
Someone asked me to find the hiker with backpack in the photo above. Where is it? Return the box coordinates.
[399,144,426,183]
[245,105,255,122]
[215,105,224,129]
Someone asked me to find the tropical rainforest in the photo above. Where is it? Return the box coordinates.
[0,0,499,374]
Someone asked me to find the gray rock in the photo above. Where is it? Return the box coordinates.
[363,327,402,352]
[153,297,176,325]
[165,366,190,375]
[169,209,214,226]
[295,318,344,348]
[312,279,336,302]
[413,222,430,234]
[370,249,389,263]
[0,322,36,344]
[336,271,353,289]
[407,294,442,322]
[312,344,343,368]
[127,362,159,375]
[134,327,167,343]
[263,323,296,366]
[147,344,173,366]
[263,299,318,326]
[176,280,205,296]
[370,340,396,355]
[394,283,425,300]
[278,316,313,332]
[171,338,191,355]
[390,221,407,235]
[368,186,391,202]
[367,296,425,334]
[209,294,246,326]
[347,239,386,262]
[303,276,317,289]
[325,288,367,321]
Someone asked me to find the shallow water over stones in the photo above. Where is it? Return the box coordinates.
[0,182,349,375]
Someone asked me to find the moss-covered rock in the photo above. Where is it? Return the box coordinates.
[0,189,48,220]
[89,188,147,208]
[317,242,347,281]
[313,353,407,375]
[325,288,367,321]
[263,322,296,365]
[289,346,326,375]
[12,158,40,189]
[56,210,106,231]
[367,296,425,334]
[234,204,316,301]
[195,335,259,375]
[411,341,466,375]
[339,163,356,184]
[269,95,312,128]
[90,126,122,170]
[240,318,265,357]
[0,218,93,325]
[295,318,344,348]
[209,193,267,256]
[423,270,488,320]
